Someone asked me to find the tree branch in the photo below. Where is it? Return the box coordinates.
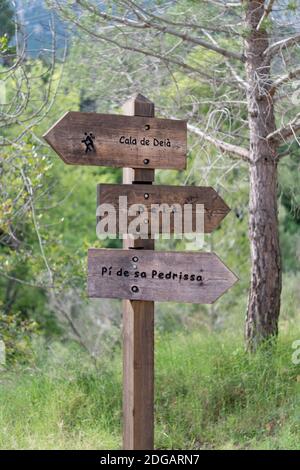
[0,270,53,289]
[122,0,243,36]
[188,123,250,162]
[270,66,300,94]
[267,112,300,144]
[256,0,275,31]
[264,33,300,57]
[202,30,248,91]
[20,168,53,286]
[75,0,245,62]
[53,4,217,82]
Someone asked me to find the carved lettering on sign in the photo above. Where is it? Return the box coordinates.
[88,249,238,304]
[118,136,172,147]
[100,265,204,282]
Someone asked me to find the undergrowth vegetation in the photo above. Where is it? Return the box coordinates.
[1,328,299,450]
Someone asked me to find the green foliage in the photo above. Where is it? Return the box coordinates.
[0,328,299,449]
[287,1,298,12]
[0,0,15,40]
[155,329,300,449]
[0,307,39,364]
[0,0,299,380]
[279,149,300,272]
[0,0,16,60]
[0,340,121,449]
[0,34,8,53]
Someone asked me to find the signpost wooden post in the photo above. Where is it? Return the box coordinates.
[44,92,238,451]
[121,94,156,450]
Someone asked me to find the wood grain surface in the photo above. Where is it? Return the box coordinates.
[88,249,238,304]
[43,111,187,170]
[97,183,230,234]
[121,94,155,450]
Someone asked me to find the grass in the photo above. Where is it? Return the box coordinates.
[0,329,299,450]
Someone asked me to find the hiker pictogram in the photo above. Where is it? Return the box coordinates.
[81,132,95,153]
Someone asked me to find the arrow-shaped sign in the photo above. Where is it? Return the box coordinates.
[97,183,230,234]
[43,112,187,170]
[88,249,238,304]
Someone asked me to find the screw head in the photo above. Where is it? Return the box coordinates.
[131,285,139,293]
[144,193,149,199]
[132,256,139,263]
[143,159,150,165]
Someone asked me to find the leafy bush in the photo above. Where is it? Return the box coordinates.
[0,307,39,364]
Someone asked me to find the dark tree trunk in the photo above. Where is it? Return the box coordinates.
[245,1,282,351]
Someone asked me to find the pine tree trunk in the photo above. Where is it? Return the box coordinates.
[245,1,282,351]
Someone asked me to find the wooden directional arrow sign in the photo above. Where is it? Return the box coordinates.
[43,112,187,170]
[88,249,238,304]
[97,184,230,234]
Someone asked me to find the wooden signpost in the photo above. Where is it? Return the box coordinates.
[97,183,230,233]
[88,249,238,303]
[44,93,238,451]
[121,95,156,450]
[43,111,187,170]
